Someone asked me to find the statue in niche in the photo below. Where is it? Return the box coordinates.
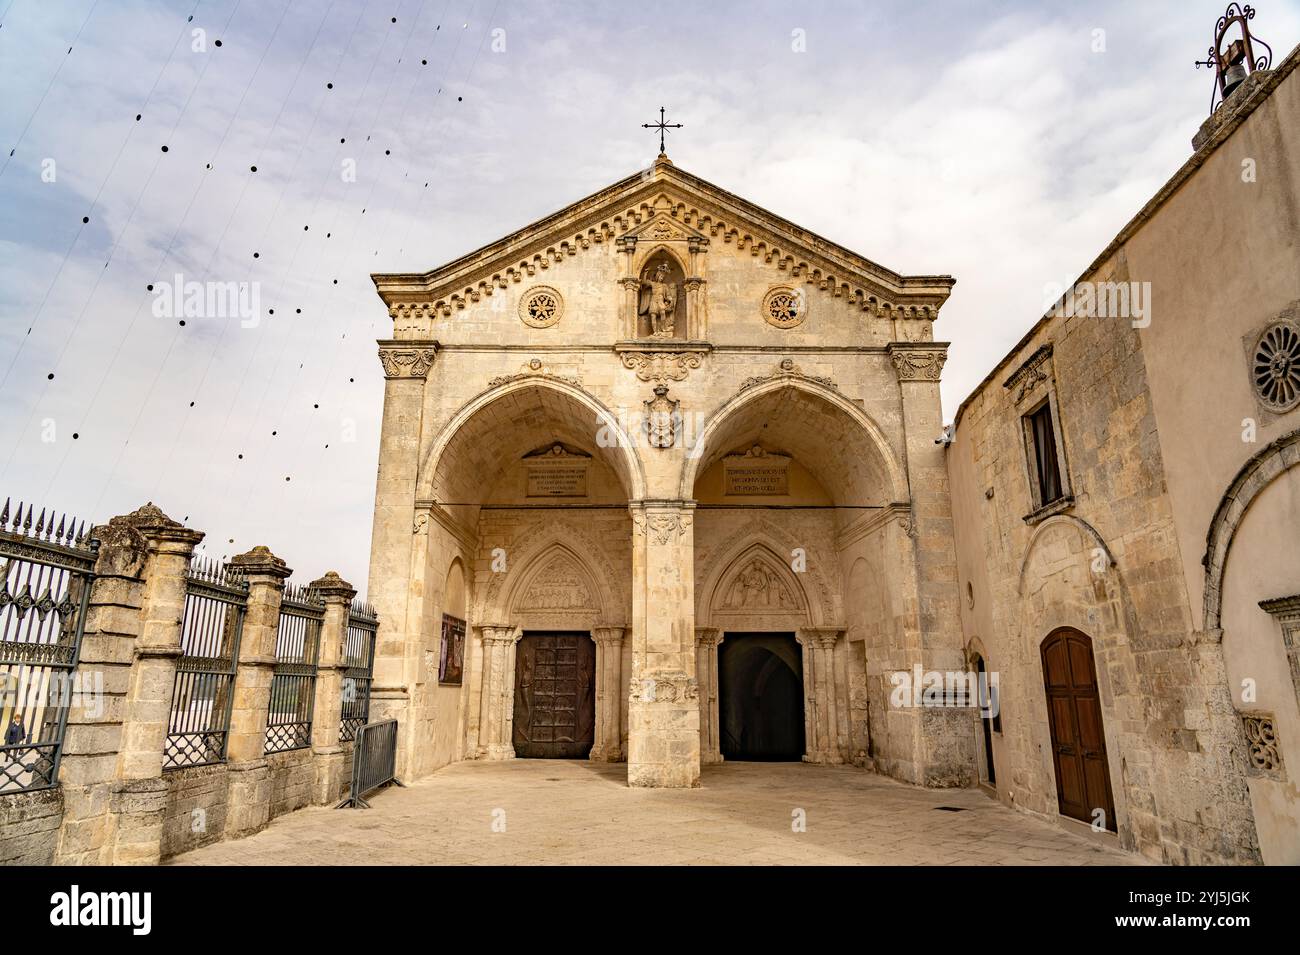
[725,559,797,609]
[638,261,679,338]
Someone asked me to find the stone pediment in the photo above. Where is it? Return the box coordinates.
[621,211,710,246]
[373,157,954,324]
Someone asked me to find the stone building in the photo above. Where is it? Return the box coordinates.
[367,154,969,791]
[947,43,1300,865]
[365,44,1299,863]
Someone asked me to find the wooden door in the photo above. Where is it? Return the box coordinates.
[512,633,595,758]
[1042,628,1116,830]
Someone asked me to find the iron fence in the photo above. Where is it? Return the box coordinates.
[163,557,247,770]
[340,600,377,743]
[0,500,97,793]
[264,582,323,754]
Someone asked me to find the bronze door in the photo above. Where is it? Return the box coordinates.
[1042,628,1116,830]
[512,633,595,758]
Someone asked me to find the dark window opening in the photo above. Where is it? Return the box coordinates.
[1027,401,1064,506]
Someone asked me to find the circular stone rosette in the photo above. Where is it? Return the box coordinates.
[763,286,805,329]
[519,285,564,328]
[1252,320,1300,413]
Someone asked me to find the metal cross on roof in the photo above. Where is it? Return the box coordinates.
[641,107,683,156]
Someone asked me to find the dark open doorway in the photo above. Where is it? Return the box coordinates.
[719,632,805,761]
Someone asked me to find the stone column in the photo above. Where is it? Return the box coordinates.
[476,624,518,760]
[627,501,700,788]
[800,628,845,765]
[590,627,626,762]
[887,342,973,786]
[308,571,356,804]
[222,545,291,839]
[617,235,638,338]
[367,341,436,779]
[695,628,723,763]
[55,504,202,865]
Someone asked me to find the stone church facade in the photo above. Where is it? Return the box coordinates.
[367,154,968,792]
[366,43,1299,864]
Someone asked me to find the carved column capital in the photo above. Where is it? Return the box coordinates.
[479,624,519,646]
[591,626,626,646]
[800,627,844,650]
[695,627,721,648]
[886,342,948,382]
[377,340,439,379]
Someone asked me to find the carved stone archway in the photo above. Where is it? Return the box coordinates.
[473,535,630,764]
[694,542,845,765]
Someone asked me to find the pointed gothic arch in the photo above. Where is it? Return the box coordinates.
[695,522,837,628]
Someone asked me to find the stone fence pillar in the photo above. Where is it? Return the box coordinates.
[222,546,291,839]
[54,503,202,866]
[309,571,356,804]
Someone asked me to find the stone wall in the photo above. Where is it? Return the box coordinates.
[161,765,229,858]
[0,789,64,865]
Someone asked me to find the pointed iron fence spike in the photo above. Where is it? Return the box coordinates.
[54,514,65,543]
[35,508,46,539]
[0,498,8,526]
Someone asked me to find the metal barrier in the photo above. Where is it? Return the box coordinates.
[336,718,402,808]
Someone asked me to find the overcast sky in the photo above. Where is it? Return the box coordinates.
[1,0,1297,590]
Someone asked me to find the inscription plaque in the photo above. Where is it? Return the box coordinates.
[524,443,590,497]
[723,445,791,496]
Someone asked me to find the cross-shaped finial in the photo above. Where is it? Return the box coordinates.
[641,106,683,156]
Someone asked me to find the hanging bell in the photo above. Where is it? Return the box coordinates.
[1222,60,1248,97]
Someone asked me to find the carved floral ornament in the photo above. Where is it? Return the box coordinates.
[631,508,693,544]
[629,672,699,704]
[1242,713,1283,776]
[378,343,438,379]
[1002,343,1053,402]
[487,358,582,389]
[739,358,838,392]
[888,345,948,383]
[619,350,704,383]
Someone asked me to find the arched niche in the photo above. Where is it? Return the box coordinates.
[633,245,688,341]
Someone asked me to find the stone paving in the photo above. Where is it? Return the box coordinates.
[170,760,1140,865]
